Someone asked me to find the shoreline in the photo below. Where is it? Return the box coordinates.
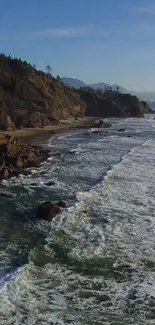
[2,117,96,143]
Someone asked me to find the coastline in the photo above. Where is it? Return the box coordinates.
[2,117,96,143]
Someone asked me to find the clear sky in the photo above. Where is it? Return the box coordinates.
[0,0,155,91]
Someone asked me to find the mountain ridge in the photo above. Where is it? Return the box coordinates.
[62,77,155,101]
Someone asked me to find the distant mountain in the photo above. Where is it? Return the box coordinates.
[62,77,127,93]
[62,77,155,102]
[62,77,86,88]
[133,92,155,101]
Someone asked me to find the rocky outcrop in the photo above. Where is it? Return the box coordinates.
[0,134,49,179]
[36,201,61,221]
[0,109,16,131]
[13,111,49,128]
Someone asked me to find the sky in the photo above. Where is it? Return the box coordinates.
[0,0,155,91]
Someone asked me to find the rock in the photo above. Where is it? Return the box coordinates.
[0,192,13,198]
[57,200,67,208]
[0,168,9,179]
[94,120,111,128]
[40,171,46,175]
[14,111,49,128]
[118,128,126,132]
[45,181,55,186]
[16,156,24,169]
[36,201,61,221]
[92,131,100,134]
[0,109,16,131]
[0,134,49,179]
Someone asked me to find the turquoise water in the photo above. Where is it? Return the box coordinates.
[0,116,155,324]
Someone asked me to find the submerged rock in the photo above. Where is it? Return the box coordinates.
[118,128,126,132]
[45,181,55,186]
[36,201,61,221]
[57,200,67,208]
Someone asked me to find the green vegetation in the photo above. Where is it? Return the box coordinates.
[0,54,86,130]
[0,53,152,130]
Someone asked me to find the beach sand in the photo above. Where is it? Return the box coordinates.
[2,117,96,143]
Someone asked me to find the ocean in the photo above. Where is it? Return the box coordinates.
[0,116,155,324]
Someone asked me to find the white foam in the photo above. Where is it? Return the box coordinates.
[1,118,155,324]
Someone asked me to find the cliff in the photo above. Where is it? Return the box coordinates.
[78,87,153,117]
[0,54,86,130]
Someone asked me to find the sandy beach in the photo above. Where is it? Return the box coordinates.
[1,117,96,143]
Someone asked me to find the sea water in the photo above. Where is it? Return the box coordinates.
[0,116,155,324]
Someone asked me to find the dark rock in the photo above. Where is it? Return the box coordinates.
[118,128,126,132]
[57,200,67,208]
[92,131,100,134]
[36,201,61,221]
[94,120,112,128]
[0,192,13,198]
[40,171,46,175]
[45,181,55,186]
[0,168,9,179]
[0,134,49,179]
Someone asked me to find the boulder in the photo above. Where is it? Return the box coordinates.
[36,201,61,221]
[94,120,111,128]
[0,168,9,179]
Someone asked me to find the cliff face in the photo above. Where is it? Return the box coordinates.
[0,54,86,130]
[78,87,153,118]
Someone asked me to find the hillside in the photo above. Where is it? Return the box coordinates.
[0,54,86,130]
[0,54,153,132]
[78,87,153,118]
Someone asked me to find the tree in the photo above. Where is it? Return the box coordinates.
[46,65,52,76]
[33,64,36,70]
[116,86,119,93]
[56,75,61,83]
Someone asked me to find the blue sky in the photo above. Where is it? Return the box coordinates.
[0,0,155,91]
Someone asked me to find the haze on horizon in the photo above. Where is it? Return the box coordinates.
[0,0,155,92]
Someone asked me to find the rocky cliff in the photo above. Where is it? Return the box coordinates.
[78,87,153,117]
[0,54,86,130]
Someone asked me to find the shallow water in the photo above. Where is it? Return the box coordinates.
[1,116,155,324]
